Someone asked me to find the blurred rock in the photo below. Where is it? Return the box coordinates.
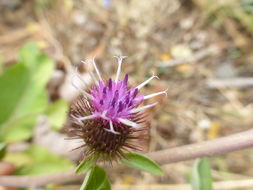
[197,119,211,129]
[215,62,237,78]
[180,17,194,30]
[170,44,193,59]
[72,10,87,25]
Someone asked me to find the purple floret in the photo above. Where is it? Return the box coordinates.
[90,74,144,123]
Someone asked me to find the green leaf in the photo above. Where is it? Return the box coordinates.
[19,43,40,68]
[45,99,69,130]
[122,152,163,176]
[0,63,29,125]
[0,43,54,142]
[1,112,39,142]
[76,155,99,174]
[80,166,111,190]
[191,158,213,190]
[0,142,6,160]
[10,145,73,175]
[16,43,54,116]
[4,152,33,167]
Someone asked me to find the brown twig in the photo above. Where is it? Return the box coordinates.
[147,128,253,165]
[206,77,253,88]
[1,129,253,187]
[0,169,84,188]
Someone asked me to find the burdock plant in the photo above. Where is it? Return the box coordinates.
[67,56,166,189]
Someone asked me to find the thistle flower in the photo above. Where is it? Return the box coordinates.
[67,56,166,163]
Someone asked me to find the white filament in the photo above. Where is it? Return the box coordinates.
[74,67,88,86]
[91,57,102,81]
[114,55,127,82]
[130,102,157,113]
[98,110,109,120]
[81,60,98,83]
[136,75,159,90]
[71,75,94,100]
[72,114,97,124]
[118,118,139,128]
[104,120,120,134]
[143,89,168,100]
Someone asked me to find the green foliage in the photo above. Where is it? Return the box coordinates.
[0,63,29,126]
[200,0,253,37]
[0,43,54,142]
[45,99,69,130]
[36,0,53,12]
[8,145,73,175]
[191,158,213,190]
[240,0,253,13]
[122,152,163,176]
[80,166,111,190]
[0,142,6,160]
[0,42,73,176]
[76,154,99,174]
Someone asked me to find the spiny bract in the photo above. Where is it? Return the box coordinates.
[67,56,166,163]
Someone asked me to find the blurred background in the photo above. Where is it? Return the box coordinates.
[1,0,253,189]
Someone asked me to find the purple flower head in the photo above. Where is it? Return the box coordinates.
[90,76,143,125]
[68,56,166,162]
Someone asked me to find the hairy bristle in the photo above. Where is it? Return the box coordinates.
[66,57,164,165]
[68,96,148,162]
